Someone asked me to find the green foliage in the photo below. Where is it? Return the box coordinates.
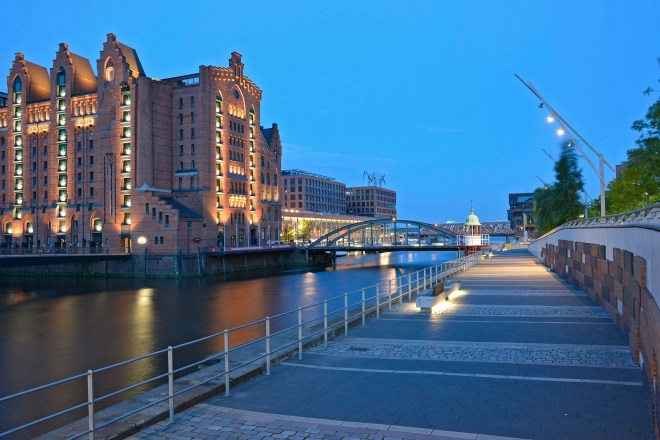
[299,220,313,243]
[606,95,660,213]
[281,226,294,243]
[534,142,585,235]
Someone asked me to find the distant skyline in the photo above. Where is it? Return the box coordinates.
[1,0,658,222]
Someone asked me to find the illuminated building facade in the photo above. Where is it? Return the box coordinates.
[507,192,535,239]
[346,186,396,219]
[0,34,281,254]
[282,169,346,214]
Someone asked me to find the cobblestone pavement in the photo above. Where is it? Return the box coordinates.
[306,339,638,368]
[129,249,653,440]
[130,404,523,440]
[415,304,609,318]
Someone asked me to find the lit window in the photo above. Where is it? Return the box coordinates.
[105,58,114,82]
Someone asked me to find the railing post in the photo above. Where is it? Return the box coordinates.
[424,268,427,289]
[167,346,174,423]
[224,330,230,395]
[398,277,403,304]
[344,292,349,335]
[408,273,412,300]
[388,279,392,309]
[323,300,328,347]
[87,370,95,440]
[266,318,271,375]
[298,307,303,360]
[361,288,366,326]
[376,284,380,318]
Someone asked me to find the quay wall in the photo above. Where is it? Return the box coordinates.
[0,249,329,278]
[529,226,660,435]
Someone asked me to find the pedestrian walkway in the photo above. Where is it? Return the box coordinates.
[129,249,653,439]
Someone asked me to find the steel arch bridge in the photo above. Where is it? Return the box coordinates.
[308,219,459,251]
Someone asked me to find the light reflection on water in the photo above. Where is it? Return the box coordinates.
[0,250,459,437]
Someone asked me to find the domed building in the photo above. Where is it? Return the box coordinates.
[458,206,489,254]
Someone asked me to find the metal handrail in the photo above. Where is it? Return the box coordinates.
[534,203,660,241]
[0,252,481,439]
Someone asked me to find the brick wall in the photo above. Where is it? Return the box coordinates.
[541,240,658,434]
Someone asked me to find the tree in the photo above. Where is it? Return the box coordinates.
[281,226,294,243]
[606,91,660,213]
[534,142,585,235]
[299,220,313,243]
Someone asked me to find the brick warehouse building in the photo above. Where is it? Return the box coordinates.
[0,34,281,255]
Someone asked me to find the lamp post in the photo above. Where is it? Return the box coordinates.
[515,74,614,217]
[137,235,147,277]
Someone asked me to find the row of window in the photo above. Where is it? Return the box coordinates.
[282,178,343,191]
[178,96,195,109]
[178,113,196,125]
[229,120,244,133]
[145,203,170,227]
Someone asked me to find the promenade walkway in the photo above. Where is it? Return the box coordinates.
[129,248,652,439]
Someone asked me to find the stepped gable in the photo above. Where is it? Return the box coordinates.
[261,123,281,152]
[11,53,51,103]
[162,197,203,219]
[104,33,146,78]
[207,52,262,100]
[53,43,97,95]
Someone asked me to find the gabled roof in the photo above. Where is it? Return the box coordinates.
[24,60,50,102]
[261,127,273,146]
[117,42,145,77]
[69,52,97,95]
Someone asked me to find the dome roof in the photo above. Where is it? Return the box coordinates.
[465,207,481,226]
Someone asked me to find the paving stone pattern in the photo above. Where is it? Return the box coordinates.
[307,339,637,368]
[130,248,653,440]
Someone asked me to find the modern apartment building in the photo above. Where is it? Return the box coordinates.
[346,186,396,219]
[0,34,281,254]
[507,192,535,238]
[281,169,346,214]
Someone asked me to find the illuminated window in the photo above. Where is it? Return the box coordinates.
[12,77,21,93]
[104,58,114,82]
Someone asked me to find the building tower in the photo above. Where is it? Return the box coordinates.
[458,206,489,255]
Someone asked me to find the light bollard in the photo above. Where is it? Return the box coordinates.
[87,370,95,440]
[388,279,392,310]
[323,300,328,347]
[344,292,348,335]
[298,307,303,360]
[167,346,174,423]
[361,288,366,326]
[376,284,380,318]
[266,318,271,376]
[224,330,230,395]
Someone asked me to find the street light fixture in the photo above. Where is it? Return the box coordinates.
[515,74,615,217]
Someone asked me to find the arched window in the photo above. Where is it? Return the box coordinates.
[56,68,66,86]
[105,58,115,82]
[56,68,66,98]
[12,77,22,92]
[232,89,240,99]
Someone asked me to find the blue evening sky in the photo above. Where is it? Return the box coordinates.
[1,1,658,222]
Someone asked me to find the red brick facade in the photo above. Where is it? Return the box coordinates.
[541,240,659,435]
[0,34,281,255]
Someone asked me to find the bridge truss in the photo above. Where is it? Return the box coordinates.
[309,219,458,250]
[437,221,515,236]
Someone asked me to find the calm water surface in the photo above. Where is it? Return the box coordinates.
[0,250,458,437]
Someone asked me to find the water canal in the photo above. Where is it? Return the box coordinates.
[0,249,465,437]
